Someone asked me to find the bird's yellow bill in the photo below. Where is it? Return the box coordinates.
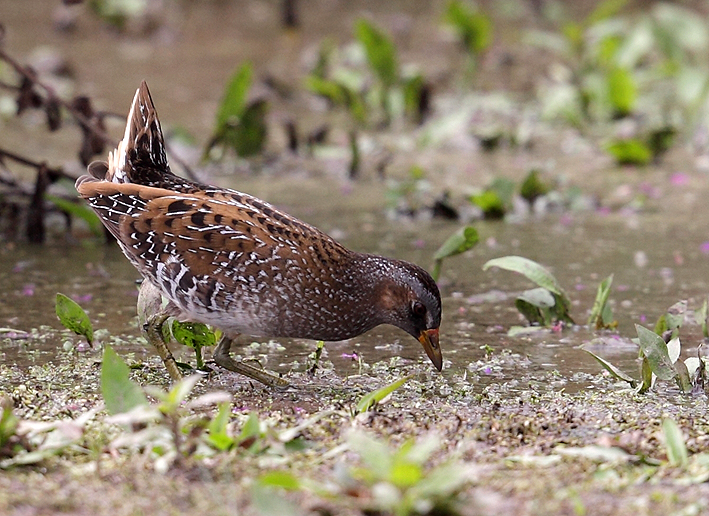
[419,328,442,371]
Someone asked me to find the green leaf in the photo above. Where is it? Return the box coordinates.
[519,169,550,203]
[101,344,148,415]
[514,298,547,326]
[402,73,426,124]
[674,359,692,393]
[588,274,614,329]
[55,293,93,346]
[431,225,479,281]
[664,300,687,333]
[304,75,349,106]
[355,376,411,414]
[237,412,261,448]
[607,67,636,116]
[518,287,555,308]
[587,0,629,25]
[171,321,216,349]
[583,349,637,387]
[662,418,689,467]
[216,99,268,158]
[250,483,304,516]
[216,63,253,130]
[258,471,302,491]
[482,256,565,297]
[444,0,492,55]
[470,189,505,218]
[635,324,676,381]
[355,19,398,88]
[433,226,479,260]
[637,355,653,394]
[347,430,393,479]
[207,402,234,450]
[163,374,201,410]
[389,461,423,489]
[605,139,652,166]
[46,195,103,237]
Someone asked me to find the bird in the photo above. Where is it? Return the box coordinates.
[75,81,442,387]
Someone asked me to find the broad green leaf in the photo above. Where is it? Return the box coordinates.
[216,63,253,130]
[402,73,427,124]
[55,293,93,346]
[665,300,687,333]
[218,99,268,158]
[587,0,629,25]
[46,195,103,236]
[588,274,614,329]
[471,189,505,218]
[432,225,479,279]
[238,412,261,447]
[519,169,550,203]
[355,19,398,88]
[164,374,201,409]
[444,0,492,55]
[390,461,423,489]
[483,256,565,297]
[304,75,348,105]
[583,349,636,387]
[0,401,18,449]
[347,430,392,479]
[207,402,234,451]
[635,324,676,381]
[637,355,653,394]
[258,471,302,491]
[514,298,548,326]
[674,359,692,393]
[518,287,555,308]
[551,293,575,324]
[412,461,470,499]
[101,344,148,415]
[662,418,689,467]
[250,483,304,516]
[605,139,652,166]
[356,376,411,414]
[607,67,636,116]
[171,321,216,349]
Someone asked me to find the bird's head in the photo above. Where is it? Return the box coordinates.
[373,259,442,370]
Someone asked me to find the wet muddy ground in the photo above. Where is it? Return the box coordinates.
[2,1,709,515]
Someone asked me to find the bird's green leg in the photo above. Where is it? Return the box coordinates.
[137,280,182,382]
[142,311,183,382]
[213,335,289,389]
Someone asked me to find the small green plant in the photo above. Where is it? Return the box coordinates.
[470,177,515,219]
[588,274,617,330]
[519,169,551,204]
[55,293,93,347]
[483,256,574,331]
[205,63,268,159]
[355,376,411,415]
[169,321,217,370]
[443,0,493,79]
[431,225,479,281]
[585,301,708,394]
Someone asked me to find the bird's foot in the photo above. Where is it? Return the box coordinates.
[141,311,183,382]
[213,336,289,390]
[137,280,183,382]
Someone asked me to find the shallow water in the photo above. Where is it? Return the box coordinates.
[2,0,709,395]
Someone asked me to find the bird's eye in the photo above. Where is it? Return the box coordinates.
[412,301,426,317]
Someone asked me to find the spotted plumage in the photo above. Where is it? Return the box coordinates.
[75,81,443,374]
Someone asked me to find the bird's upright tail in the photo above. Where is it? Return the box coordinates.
[78,80,175,191]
